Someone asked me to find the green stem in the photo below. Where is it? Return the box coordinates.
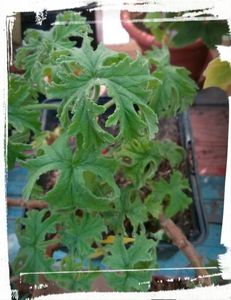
[89,85,100,102]
[25,103,60,110]
[103,99,114,110]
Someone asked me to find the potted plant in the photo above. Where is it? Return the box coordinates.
[120,10,229,81]
[7,11,210,297]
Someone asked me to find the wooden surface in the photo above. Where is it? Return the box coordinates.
[189,106,228,176]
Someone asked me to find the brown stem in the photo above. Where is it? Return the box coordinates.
[45,234,61,257]
[7,198,48,209]
[159,214,211,286]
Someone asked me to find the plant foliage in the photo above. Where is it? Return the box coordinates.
[8,11,197,292]
[145,12,229,48]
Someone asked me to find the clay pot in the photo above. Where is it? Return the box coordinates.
[120,10,210,81]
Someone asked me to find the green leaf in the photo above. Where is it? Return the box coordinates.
[48,41,158,145]
[145,195,163,219]
[154,139,185,168]
[102,234,156,291]
[172,20,229,48]
[153,171,192,217]
[8,74,40,133]
[144,13,229,48]
[114,187,148,234]
[117,138,185,187]
[52,11,92,48]
[47,256,98,292]
[146,47,197,117]
[15,11,92,93]
[60,213,106,259]
[203,58,231,93]
[22,134,119,210]
[68,97,114,149]
[7,140,31,169]
[12,210,59,284]
[118,138,161,187]
[145,44,170,67]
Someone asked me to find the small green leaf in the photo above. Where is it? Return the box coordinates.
[12,210,59,284]
[8,74,40,133]
[153,171,192,217]
[117,138,185,187]
[145,45,170,66]
[102,234,156,291]
[146,47,197,117]
[117,138,160,186]
[47,256,98,292]
[60,213,106,259]
[7,140,31,169]
[172,20,229,48]
[114,187,148,234]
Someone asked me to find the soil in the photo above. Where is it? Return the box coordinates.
[155,116,197,242]
[156,117,181,144]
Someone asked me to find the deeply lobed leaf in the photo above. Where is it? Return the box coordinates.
[15,11,92,94]
[13,210,59,284]
[117,138,185,187]
[8,74,40,133]
[47,41,158,147]
[152,170,192,217]
[60,213,106,259]
[22,134,119,210]
[102,234,156,291]
[146,47,197,117]
[111,187,148,234]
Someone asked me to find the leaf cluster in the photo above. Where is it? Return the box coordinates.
[9,11,197,292]
[144,12,229,48]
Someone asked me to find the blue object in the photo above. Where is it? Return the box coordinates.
[7,167,28,262]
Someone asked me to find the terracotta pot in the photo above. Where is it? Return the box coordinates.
[120,10,210,81]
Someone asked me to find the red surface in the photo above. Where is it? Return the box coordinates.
[189,107,229,176]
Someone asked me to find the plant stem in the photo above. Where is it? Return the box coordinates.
[24,103,60,110]
[159,214,211,286]
[103,99,114,110]
[7,198,48,209]
[91,85,100,101]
